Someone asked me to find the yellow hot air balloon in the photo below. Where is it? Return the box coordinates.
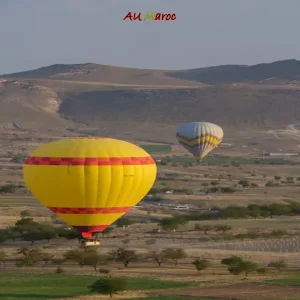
[176,122,224,160]
[23,137,157,243]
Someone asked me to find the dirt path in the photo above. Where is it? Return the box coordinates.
[267,122,300,141]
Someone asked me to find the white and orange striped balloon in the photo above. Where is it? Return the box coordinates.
[176,122,224,159]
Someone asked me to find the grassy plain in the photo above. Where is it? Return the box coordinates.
[0,273,196,300]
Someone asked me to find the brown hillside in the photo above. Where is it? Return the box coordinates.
[1,59,300,150]
[3,59,300,86]
[0,63,202,87]
[0,80,69,129]
[167,59,300,84]
[59,86,300,143]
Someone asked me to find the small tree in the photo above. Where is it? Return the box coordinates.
[14,217,37,234]
[238,180,249,188]
[239,261,258,277]
[108,247,138,267]
[250,207,261,219]
[214,225,232,234]
[159,218,181,231]
[115,217,134,228]
[82,250,107,271]
[22,229,46,245]
[221,255,243,275]
[162,248,187,265]
[192,259,211,273]
[56,227,82,240]
[16,247,43,267]
[148,250,167,267]
[20,210,31,218]
[194,224,213,235]
[220,187,236,193]
[39,224,57,242]
[268,259,286,272]
[41,253,55,267]
[88,277,127,298]
[64,249,105,270]
[221,256,258,277]
[221,255,243,266]
[64,249,85,267]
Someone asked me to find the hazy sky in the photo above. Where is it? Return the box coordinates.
[1,0,300,74]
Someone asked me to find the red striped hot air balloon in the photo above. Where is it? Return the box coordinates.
[23,137,157,244]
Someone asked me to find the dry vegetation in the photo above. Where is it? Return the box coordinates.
[1,130,300,299]
[2,60,300,298]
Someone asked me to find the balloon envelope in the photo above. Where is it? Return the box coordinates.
[176,122,223,159]
[23,137,157,238]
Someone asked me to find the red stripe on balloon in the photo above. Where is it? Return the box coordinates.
[74,225,109,233]
[73,226,109,238]
[24,156,155,166]
[48,206,132,214]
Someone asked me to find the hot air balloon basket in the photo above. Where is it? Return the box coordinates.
[80,239,101,248]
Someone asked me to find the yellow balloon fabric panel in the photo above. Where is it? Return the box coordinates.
[23,138,157,238]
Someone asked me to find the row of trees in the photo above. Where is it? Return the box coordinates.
[86,255,287,298]
[0,214,139,244]
[151,173,300,197]
[156,203,300,231]
[145,202,300,225]
[157,157,291,167]
[220,256,286,277]
[6,247,188,270]
[169,202,300,221]
[0,216,83,244]
[218,203,300,219]
[0,212,294,245]
[158,217,233,233]
[0,246,287,276]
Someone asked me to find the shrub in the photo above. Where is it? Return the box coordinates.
[192,259,211,273]
[238,180,249,188]
[162,248,187,265]
[88,277,127,298]
[220,187,236,193]
[267,259,286,272]
[108,248,138,267]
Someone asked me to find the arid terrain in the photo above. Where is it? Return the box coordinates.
[1,59,300,299]
[2,59,300,148]
[1,131,300,299]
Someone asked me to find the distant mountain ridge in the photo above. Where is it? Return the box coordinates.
[2,59,300,85]
[1,59,300,148]
[166,59,300,84]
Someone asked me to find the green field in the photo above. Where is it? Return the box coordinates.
[126,297,219,300]
[0,273,197,300]
[140,144,172,153]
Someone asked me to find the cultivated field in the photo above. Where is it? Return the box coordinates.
[1,128,300,299]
